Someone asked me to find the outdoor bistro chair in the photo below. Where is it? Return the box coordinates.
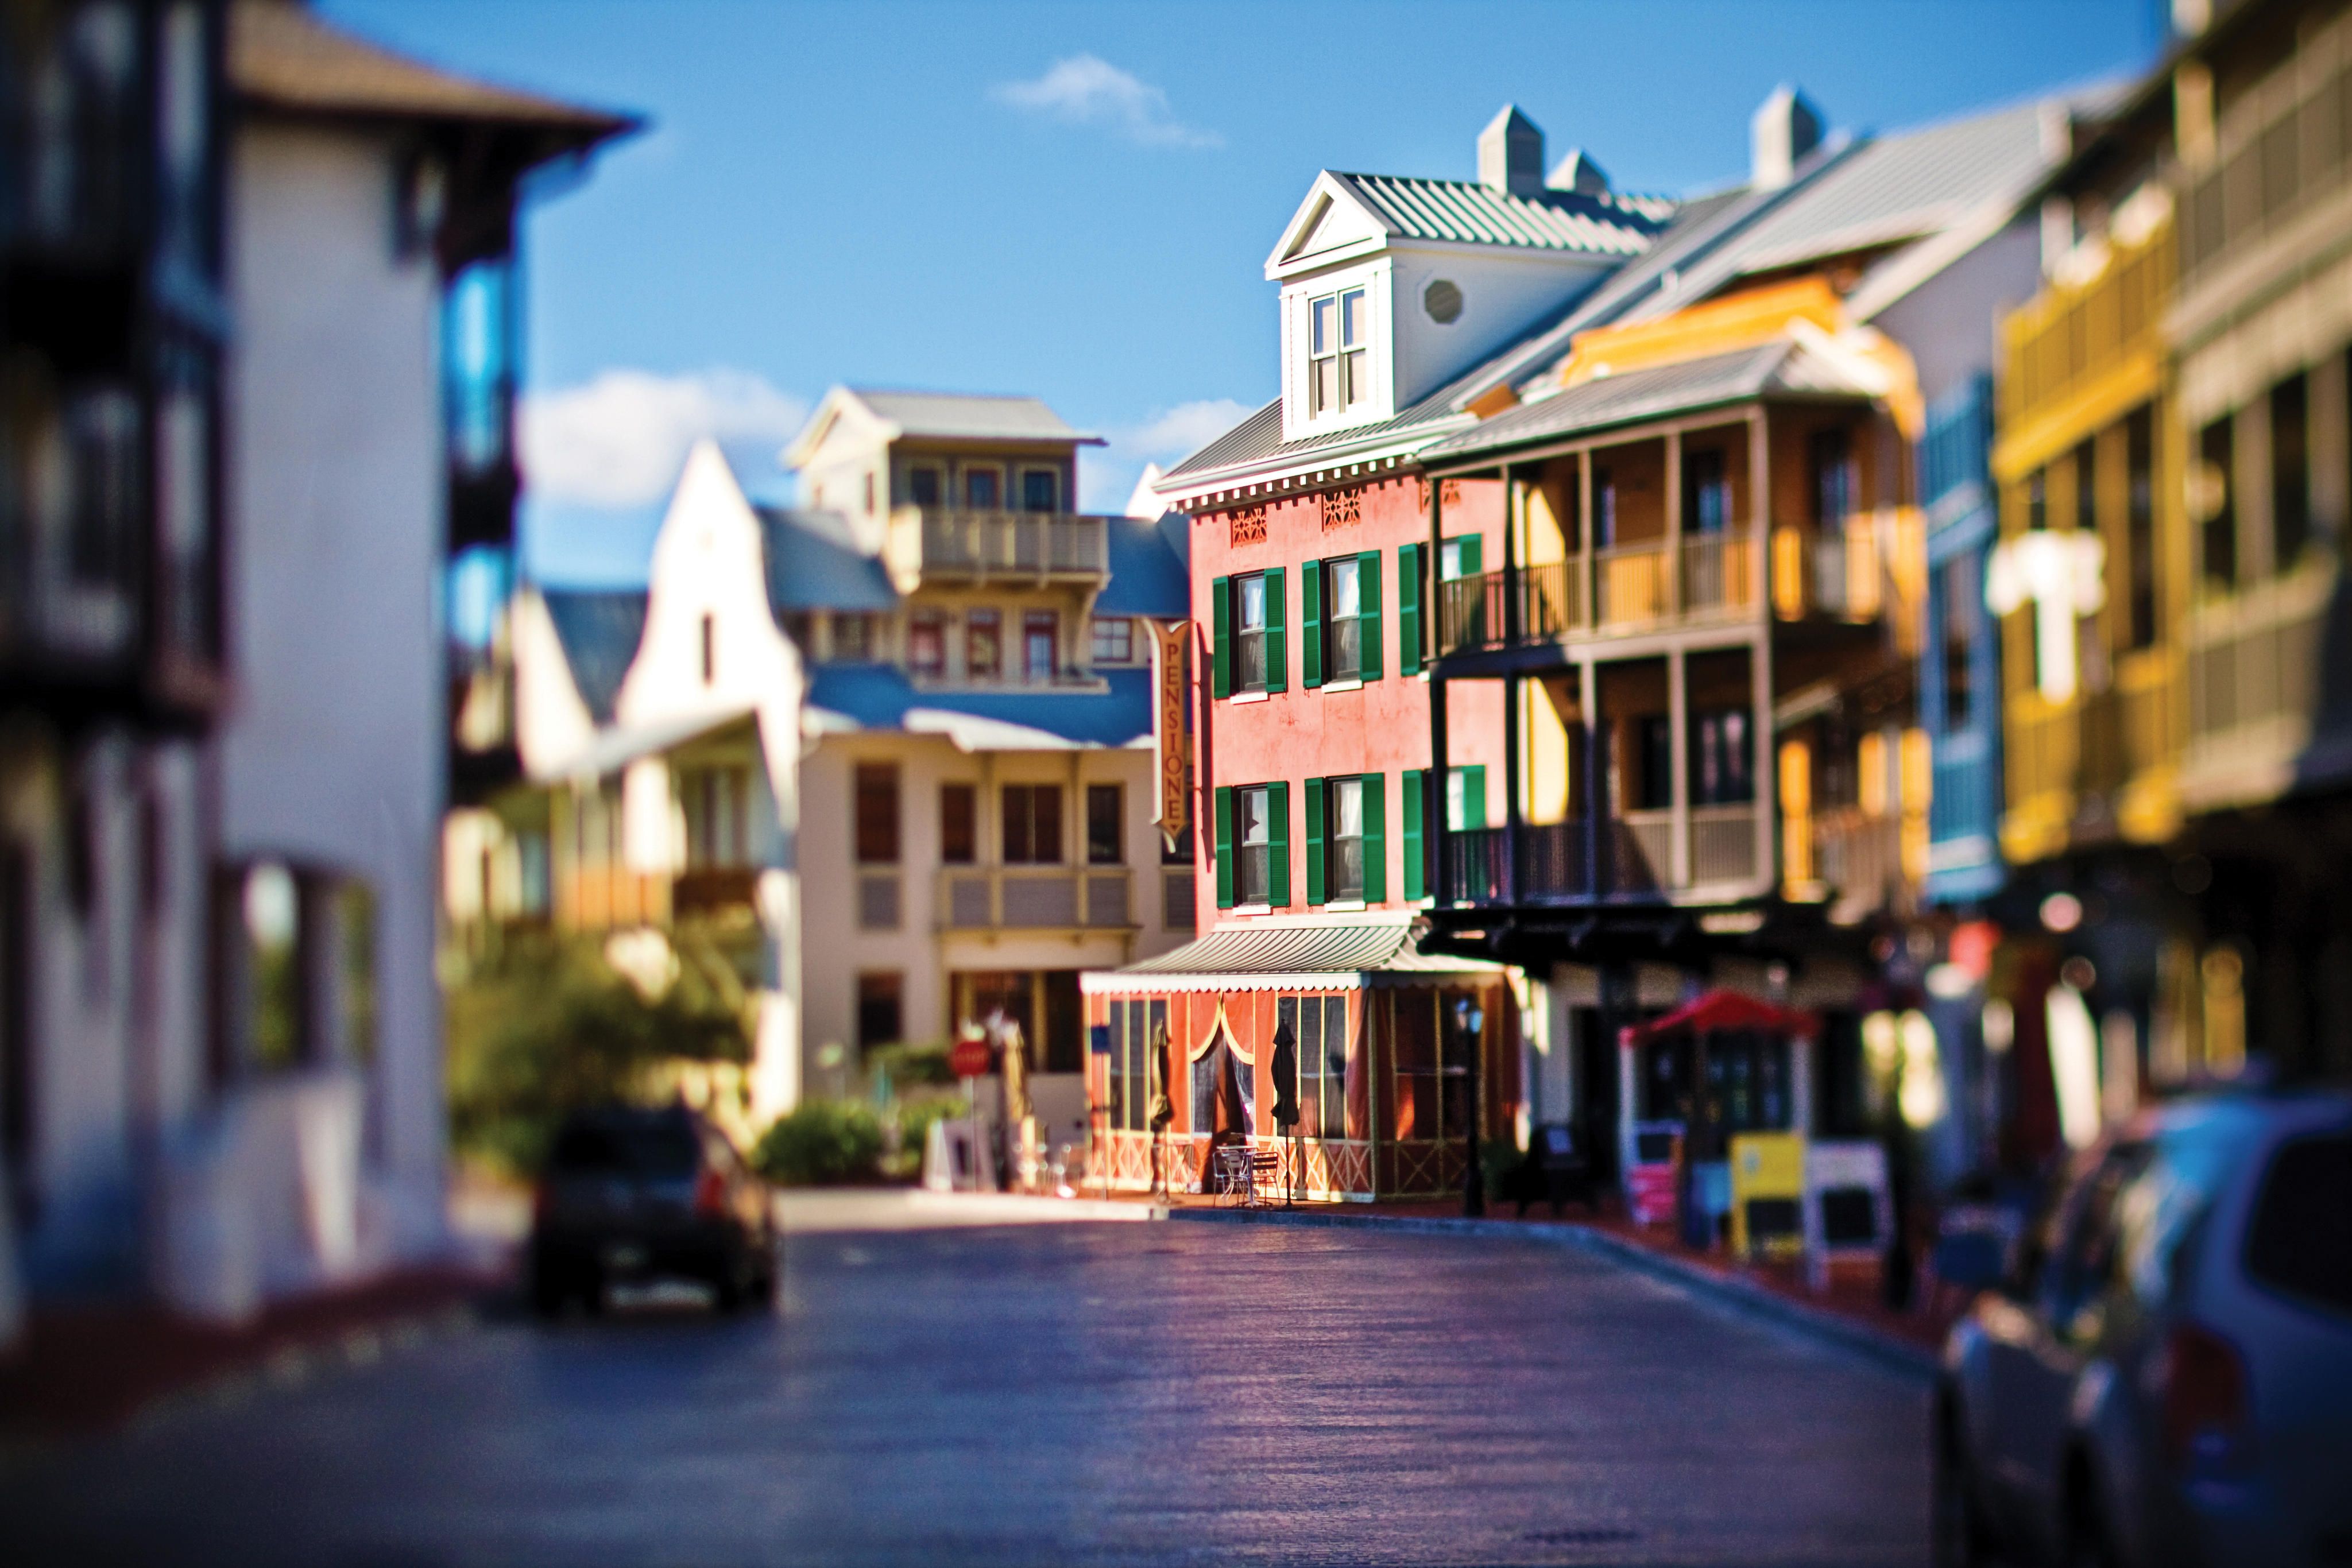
[1213,1144,1253,1206]
[1245,1149,1281,1207]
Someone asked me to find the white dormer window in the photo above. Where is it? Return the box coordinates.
[1309,287,1370,416]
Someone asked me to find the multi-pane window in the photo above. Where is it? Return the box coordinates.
[1021,469,1057,512]
[856,973,903,1052]
[908,466,942,506]
[1687,710,1754,805]
[1235,784,1273,905]
[908,610,946,676]
[965,467,1000,508]
[966,609,1001,679]
[939,783,976,864]
[1325,555,1363,681]
[1810,429,1855,528]
[1233,573,1268,691]
[1326,776,1365,901]
[1023,610,1057,682]
[1086,784,1123,865]
[1001,784,1063,864]
[854,763,899,864]
[1091,615,1133,664]
[1282,995,1349,1139]
[1307,286,1369,416]
[682,766,751,866]
[1684,448,1730,533]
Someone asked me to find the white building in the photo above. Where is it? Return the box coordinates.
[473,390,1193,1140]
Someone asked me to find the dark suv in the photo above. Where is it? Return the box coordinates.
[529,1106,777,1317]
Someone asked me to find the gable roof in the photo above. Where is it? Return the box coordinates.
[783,386,1101,471]
[756,509,899,614]
[230,0,635,138]
[541,589,648,724]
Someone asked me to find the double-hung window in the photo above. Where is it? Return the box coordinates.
[1211,568,1285,699]
[965,467,1000,509]
[1023,610,1058,682]
[1303,552,1382,687]
[1326,777,1365,901]
[1307,287,1369,417]
[1685,449,1730,534]
[1234,573,1268,691]
[1305,773,1385,906]
[1235,785,1273,905]
[1091,615,1133,664]
[1688,709,1754,805]
[1020,469,1057,513]
[1325,556,1361,680]
[1001,784,1062,864]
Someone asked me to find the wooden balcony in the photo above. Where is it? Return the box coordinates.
[1441,806,1763,907]
[884,506,1109,590]
[1770,516,1882,621]
[1430,529,1761,657]
[1996,213,2170,481]
[938,866,1134,931]
[2181,558,2338,811]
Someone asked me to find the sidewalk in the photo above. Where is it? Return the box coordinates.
[0,1262,497,1449]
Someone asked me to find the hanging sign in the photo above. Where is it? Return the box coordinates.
[1151,619,1192,849]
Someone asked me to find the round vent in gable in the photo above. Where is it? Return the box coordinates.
[1423,279,1463,324]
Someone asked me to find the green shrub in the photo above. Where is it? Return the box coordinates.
[753,1101,886,1187]
[865,1040,955,1090]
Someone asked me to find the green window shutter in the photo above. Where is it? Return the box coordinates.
[1402,768,1425,901]
[1458,535,1484,577]
[1301,561,1324,690]
[1266,780,1290,906]
[1214,785,1235,908]
[1397,544,1421,676]
[1357,549,1383,681]
[1303,776,1326,905]
[1462,764,1487,830]
[1361,772,1387,903]
[1211,575,1232,699]
[1263,567,1287,692]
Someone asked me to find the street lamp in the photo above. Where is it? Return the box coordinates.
[1456,996,1486,1217]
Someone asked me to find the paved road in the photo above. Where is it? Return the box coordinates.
[3,1216,1933,1567]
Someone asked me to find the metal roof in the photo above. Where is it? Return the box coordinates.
[757,509,900,614]
[1331,173,1672,255]
[846,389,1097,445]
[1158,392,1471,485]
[230,0,635,135]
[806,666,1158,750]
[540,589,647,724]
[1419,340,1873,467]
[1084,915,1501,993]
[1095,514,1191,618]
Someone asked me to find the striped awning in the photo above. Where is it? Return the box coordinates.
[1081,915,1501,994]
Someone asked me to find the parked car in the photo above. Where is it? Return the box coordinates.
[530,1106,777,1317]
[1932,1089,2352,1567]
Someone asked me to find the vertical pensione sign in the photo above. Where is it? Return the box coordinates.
[1151,618,1190,853]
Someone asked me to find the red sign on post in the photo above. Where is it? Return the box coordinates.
[949,1037,993,1079]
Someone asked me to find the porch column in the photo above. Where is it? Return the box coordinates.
[1504,671,1523,903]
[1578,448,1595,629]
[1668,648,1690,888]
[1428,477,1449,904]
[1749,410,1777,888]
[1503,463,1522,644]
[1665,427,1684,617]
[1581,658,1603,897]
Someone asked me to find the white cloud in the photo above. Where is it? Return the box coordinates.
[992,55,1221,149]
[1081,397,1254,513]
[520,367,808,509]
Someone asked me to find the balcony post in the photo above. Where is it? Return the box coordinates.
[1503,463,1522,645]
[1667,648,1690,888]
[1582,659,1604,897]
[1504,671,1523,904]
[1578,448,1595,629]
[1665,427,1683,617]
[1748,408,1770,623]
[1428,474,1449,902]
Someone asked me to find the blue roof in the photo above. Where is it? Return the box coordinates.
[541,589,647,723]
[757,508,899,613]
[808,665,1157,748]
[1096,513,1191,617]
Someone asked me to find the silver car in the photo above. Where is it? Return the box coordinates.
[1933,1090,2352,1568]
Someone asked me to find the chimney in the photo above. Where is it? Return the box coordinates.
[1750,85,1824,192]
[1478,105,1545,197]
[1546,148,1610,197]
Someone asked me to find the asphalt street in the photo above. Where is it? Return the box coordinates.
[2,1212,1933,1567]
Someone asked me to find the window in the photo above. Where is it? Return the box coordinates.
[1440,535,1482,582]
[1086,784,1122,865]
[2126,408,2156,649]
[1445,765,1486,832]
[1326,776,1365,901]
[966,609,1001,679]
[854,763,899,864]
[1595,469,1618,548]
[2272,372,2311,570]
[1023,610,1058,682]
[1684,448,1729,534]
[1001,784,1063,864]
[1091,615,1133,664]
[1324,555,1363,682]
[832,611,875,662]
[1236,784,1274,905]
[1633,717,1673,810]
[1688,710,1754,806]
[856,973,903,1053]
[1107,997,1169,1134]
[1307,286,1369,416]
[699,613,715,684]
[1939,555,1978,730]
[2074,440,2097,534]
[908,610,946,677]
[682,766,751,867]
[1234,573,1268,691]
[1810,429,1855,528]
[908,466,941,507]
[2027,467,2048,531]
[939,783,976,864]
[1020,469,1057,513]
[965,467,1000,509]
[2199,417,2237,590]
[1284,995,1350,1140]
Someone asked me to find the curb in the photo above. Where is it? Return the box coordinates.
[1169,1205,1939,1383]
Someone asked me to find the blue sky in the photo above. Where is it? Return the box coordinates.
[324,0,2164,587]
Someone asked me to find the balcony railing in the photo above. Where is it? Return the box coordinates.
[2180,16,2352,292]
[1436,560,1584,654]
[1772,517,1882,620]
[938,866,1132,930]
[1442,808,1759,906]
[1812,809,1903,918]
[887,507,1109,587]
[1595,541,1672,626]
[1430,530,1765,659]
[1680,530,1759,618]
[2002,214,2171,436]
